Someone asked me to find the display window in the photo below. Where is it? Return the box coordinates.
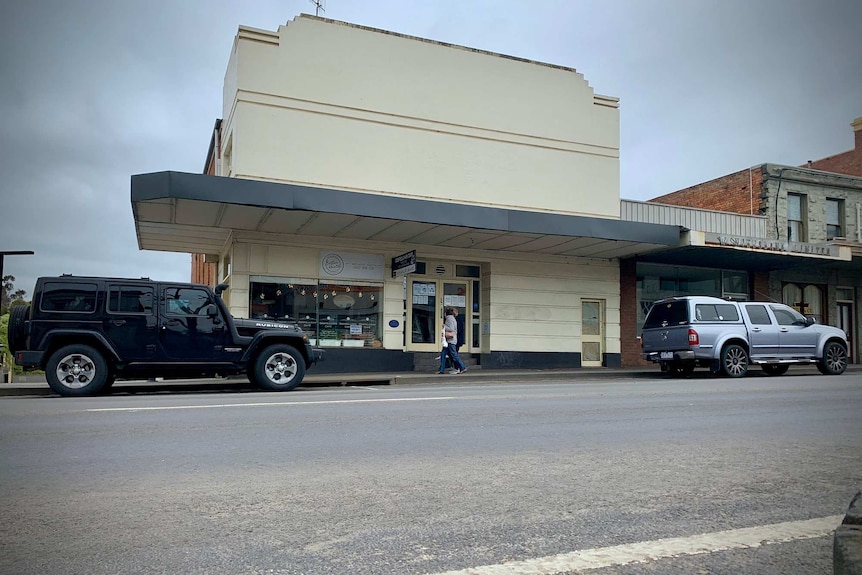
[249,278,382,348]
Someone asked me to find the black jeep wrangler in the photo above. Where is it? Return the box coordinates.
[7,275,324,396]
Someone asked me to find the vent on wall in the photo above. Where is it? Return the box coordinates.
[434,264,448,276]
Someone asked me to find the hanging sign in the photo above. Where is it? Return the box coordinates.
[391,250,417,278]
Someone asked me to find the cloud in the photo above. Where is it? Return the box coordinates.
[2,0,860,299]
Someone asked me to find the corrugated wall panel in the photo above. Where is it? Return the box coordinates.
[621,200,766,237]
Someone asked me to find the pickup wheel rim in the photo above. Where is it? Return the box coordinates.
[55,353,97,389]
[723,346,748,377]
[263,352,298,384]
[824,343,847,374]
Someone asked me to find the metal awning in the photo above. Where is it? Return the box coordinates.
[131,172,683,259]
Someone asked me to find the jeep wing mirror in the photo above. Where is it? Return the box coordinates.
[205,304,221,324]
[805,316,817,326]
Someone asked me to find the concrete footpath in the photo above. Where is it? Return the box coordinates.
[1,363,859,397]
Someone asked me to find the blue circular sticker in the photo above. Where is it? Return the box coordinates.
[388,320,400,328]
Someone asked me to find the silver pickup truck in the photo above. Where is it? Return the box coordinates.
[641,296,849,377]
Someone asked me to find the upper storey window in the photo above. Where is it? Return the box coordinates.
[826,198,844,240]
[786,193,806,242]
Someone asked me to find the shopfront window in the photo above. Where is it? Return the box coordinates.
[249,278,382,348]
[636,263,748,334]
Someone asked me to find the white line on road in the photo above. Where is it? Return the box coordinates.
[424,515,843,575]
[86,396,456,412]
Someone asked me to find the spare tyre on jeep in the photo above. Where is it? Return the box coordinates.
[6,304,30,354]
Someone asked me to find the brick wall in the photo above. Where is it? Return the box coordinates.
[805,120,862,176]
[620,258,650,367]
[648,167,764,215]
[192,253,217,286]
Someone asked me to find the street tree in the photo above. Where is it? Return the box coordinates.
[1,275,28,314]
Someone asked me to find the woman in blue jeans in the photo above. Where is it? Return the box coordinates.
[438,307,467,374]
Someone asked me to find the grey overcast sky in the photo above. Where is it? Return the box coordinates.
[1,0,860,298]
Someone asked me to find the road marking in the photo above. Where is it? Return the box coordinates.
[86,396,456,412]
[424,515,842,575]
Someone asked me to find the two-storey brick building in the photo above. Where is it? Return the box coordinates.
[620,118,862,365]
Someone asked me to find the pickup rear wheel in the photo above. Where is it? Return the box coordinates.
[253,344,305,391]
[720,344,749,378]
[45,344,109,396]
[761,364,789,376]
[817,342,847,375]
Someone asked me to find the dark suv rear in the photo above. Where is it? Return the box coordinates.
[8,275,323,396]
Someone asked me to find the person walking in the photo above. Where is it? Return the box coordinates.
[438,307,467,374]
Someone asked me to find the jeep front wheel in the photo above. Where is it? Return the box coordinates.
[253,344,305,391]
[721,344,749,378]
[46,344,109,396]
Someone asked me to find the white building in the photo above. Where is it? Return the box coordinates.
[131,15,681,373]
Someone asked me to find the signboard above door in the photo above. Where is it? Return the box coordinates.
[392,250,417,278]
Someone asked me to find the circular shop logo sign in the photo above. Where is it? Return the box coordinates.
[322,253,345,276]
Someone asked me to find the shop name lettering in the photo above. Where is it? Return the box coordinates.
[713,236,834,256]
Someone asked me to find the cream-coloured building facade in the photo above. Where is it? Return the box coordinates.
[132,15,680,372]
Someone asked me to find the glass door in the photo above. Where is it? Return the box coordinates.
[442,281,469,351]
[408,280,438,351]
[407,280,469,352]
[582,299,604,367]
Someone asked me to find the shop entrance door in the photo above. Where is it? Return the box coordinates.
[407,279,468,352]
[581,299,604,367]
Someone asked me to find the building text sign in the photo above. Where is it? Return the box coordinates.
[319,251,385,280]
[704,233,842,258]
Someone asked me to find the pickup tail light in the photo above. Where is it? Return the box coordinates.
[688,329,699,346]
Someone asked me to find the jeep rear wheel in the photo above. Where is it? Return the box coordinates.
[7,304,30,354]
[46,344,109,396]
[817,341,847,375]
[721,344,749,378]
[253,344,305,391]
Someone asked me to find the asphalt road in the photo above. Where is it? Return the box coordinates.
[1,374,860,575]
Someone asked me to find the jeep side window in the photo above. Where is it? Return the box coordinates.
[108,285,154,314]
[165,288,212,316]
[40,282,98,313]
[770,304,806,326]
[743,304,772,325]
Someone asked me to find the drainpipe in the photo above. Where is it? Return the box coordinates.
[857,202,861,242]
[214,127,221,176]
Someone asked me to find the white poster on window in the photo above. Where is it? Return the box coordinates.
[443,295,466,307]
[319,252,385,280]
[412,295,429,305]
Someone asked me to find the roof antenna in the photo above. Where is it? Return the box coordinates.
[309,0,325,16]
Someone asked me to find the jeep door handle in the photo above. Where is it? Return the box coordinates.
[751,327,761,332]
[111,319,126,326]
[780,328,789,332]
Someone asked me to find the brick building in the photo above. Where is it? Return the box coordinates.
[619,118,862,367]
